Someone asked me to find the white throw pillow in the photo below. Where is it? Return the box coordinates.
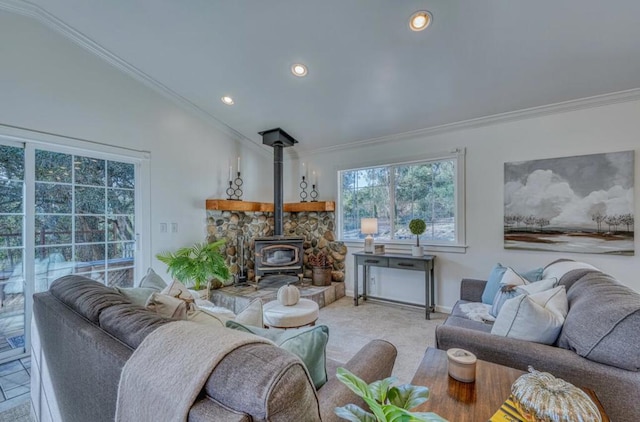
[515,277,558,295]
[234,299,264,327]
[491,286,568,344]
[192,299,264,328]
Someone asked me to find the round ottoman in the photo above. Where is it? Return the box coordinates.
[263,298,319,329]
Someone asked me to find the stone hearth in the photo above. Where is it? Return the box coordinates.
[209,281,346,314]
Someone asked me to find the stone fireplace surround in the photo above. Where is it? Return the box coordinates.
[206,204,346,284]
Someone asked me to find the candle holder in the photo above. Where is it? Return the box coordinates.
[226,172,244,200]
[310,184,319,202]
[299,176,309,202]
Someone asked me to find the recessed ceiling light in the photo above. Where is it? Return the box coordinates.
[291,63,308,77]
[409,11,432,31]
[221,96,234,105]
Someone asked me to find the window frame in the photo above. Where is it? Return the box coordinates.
[337,149,466,252]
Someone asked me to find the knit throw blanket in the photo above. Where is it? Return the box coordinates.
[115,321,272,422]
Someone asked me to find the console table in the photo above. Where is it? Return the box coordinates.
[352,251,436,319]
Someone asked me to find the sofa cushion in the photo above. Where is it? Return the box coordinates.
[49,275,131,324]
[557,272,640,371]
[491,286,568,344]
[481,264,543,304]
[453,301,494,323]
[99,303,173,349]
[226,321,329,389]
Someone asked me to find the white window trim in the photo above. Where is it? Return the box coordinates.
[336,148,467,253]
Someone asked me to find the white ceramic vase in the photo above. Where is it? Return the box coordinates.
[412,246,424,257]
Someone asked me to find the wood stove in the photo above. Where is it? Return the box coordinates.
[254,237,304,284]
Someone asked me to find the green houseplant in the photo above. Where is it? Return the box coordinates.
[408,219,426,257]
[156,239,230,294]
[334,367,446,422]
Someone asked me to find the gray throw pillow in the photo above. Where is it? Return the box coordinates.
[115,287,159,307]
[140,268,167,290]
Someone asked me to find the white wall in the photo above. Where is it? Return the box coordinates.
[0,10,272,276]
[293,99,640,309]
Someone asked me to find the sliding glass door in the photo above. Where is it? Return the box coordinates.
[34,150,136,291]
[0,144,26,361]
[0,136,143,362]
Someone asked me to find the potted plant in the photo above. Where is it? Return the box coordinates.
[334,367,445,422]
[308,251,332,286]
[409,219,426,257]
[156,239,230,298]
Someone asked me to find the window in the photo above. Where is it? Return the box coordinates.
[339,150,465,247]
[34,150,136,291]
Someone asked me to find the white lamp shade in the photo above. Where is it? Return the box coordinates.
[361,218,378,235]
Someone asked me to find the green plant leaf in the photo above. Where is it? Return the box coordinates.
[336,367,374,401]
[388,384,430,410]
[380,404,413,422]
[369,376,398,404]
[155,240,229,290]
[334,404,376,422]
[362,396,386,421]
[409,412,448,421]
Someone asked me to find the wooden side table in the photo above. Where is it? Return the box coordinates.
[411,348,609,422]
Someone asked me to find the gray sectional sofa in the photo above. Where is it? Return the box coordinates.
[31,275,397,422]
[436,264,640,422]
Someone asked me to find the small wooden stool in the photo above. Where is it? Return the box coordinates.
[263,298,319,329]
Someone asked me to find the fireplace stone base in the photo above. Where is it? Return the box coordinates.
[209,281,345,315]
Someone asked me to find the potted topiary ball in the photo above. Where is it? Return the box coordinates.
[408,219,426,256]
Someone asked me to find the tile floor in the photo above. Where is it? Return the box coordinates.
[0,357,30,411]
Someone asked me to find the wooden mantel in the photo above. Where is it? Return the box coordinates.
[205,199,335,212]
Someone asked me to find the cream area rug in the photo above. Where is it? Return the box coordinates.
[318,296,446,384]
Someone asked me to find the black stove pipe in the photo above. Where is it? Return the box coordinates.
[259,128,298,237]
[273,141,284,236]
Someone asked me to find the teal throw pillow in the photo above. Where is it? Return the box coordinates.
[481,264,544,305]
[226,320,329,389]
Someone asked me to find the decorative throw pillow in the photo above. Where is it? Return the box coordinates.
[491,286,568,344]
[481,264,544,304]
[161,279,197,301]
[193,299,263,327]
[140,267,168,290]
[226,320,329,389]
[115,287,159,307]
[490,276,559,317]
[188,308,225,327]
[145,292,192,319]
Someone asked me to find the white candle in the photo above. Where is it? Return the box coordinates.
[237,156,241,173]
[312,170,317,185]
[229,165,232,181]
[302,162,307,178]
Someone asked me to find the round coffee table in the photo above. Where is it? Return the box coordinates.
[263,298,319,329]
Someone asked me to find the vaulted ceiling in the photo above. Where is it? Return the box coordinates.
[16,1,640,152]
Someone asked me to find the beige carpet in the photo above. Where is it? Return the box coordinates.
[0,296,445,420]
[318,296,446,384]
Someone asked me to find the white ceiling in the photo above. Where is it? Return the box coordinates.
[18,0,640,152]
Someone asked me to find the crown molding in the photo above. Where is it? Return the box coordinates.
[0,0,271,158]
[306,88,640,156]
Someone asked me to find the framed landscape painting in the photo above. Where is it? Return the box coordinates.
[504,150,634,255]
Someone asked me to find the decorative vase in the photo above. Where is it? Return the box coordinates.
[412,246,424,257]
